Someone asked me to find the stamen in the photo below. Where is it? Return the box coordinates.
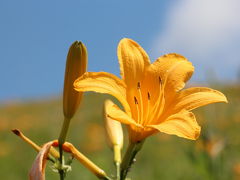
[158,76,162,85]
[144,92,151,126]
[134,96,140,123]
[146,76,165,125]
[137,82,141,89]
[154,76,166,123]
[136,82,144,124]
[148,64,180,124]
[134,96,138,104]
[147,92,151,100]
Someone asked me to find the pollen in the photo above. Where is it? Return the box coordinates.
[134,96,138,104]
[158,76,162,85]
[147,92,151,100]
[137,82,141,89]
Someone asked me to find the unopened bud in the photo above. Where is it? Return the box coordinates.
[63,41,87,119]
[104,100,123,163]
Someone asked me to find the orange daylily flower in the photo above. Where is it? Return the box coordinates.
[74,38,227,142]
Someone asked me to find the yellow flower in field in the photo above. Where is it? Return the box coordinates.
[74,38,227,143]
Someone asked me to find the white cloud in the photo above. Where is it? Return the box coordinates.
[151,0,240,81]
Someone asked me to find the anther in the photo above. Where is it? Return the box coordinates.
[137,82,141,89]
[147,92,151,100]
[134,96,138,104]
[158,76,162,84]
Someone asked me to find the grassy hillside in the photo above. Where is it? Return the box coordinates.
[0,86,240,180]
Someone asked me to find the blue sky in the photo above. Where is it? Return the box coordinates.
[1,0,239,101]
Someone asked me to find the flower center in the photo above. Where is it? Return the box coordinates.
[133,81,151,125]
[133,76,165,126]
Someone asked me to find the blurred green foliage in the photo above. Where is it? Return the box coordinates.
[0,85,240,180]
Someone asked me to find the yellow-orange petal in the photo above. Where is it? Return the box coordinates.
[29,141,54,180]
[117,38,150,89]
[148,110,201,140]
[74,72,131,114]
[149,53,194,93]
[105,100,142,128]
[173,87,228,112]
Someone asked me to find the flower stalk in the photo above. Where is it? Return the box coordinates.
[58,117,71,146]
[120,140,144,180]
[58,117,71,180]
[103,100,124,180]
[114,146,121,180]
[58,41,87,180]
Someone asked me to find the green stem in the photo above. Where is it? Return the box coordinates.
[58,117,71,146]
[99,176,112,180]
[48,155,57,163]
[120,141,144,180]
[59,170,64,180]
[58,146,64,180]
[113,145,121,180]
[116,162,120,180]
[58,117,71,180]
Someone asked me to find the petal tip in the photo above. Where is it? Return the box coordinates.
[193,126,201,140]
[120,38,133,43]
[118,38,140,49]
[163,53,187,60]
[223,95,228,103]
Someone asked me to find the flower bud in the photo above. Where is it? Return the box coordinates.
[63,41,87,119]
[104,100,123,163]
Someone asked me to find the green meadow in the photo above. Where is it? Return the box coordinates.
[0,85,240,180]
